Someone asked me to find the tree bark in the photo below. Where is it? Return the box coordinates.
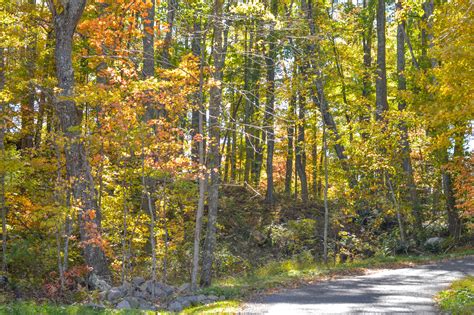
[285,95,295,196]
[0,48,7,272]
[375,0,387,121]
[201,0,226,287]
[50,0,110,279]
[264,0,277,204]
[397,0,423,233]
[296,90,308,202]
[191,24,206,290]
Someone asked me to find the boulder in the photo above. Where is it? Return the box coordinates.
[207,295,219,302]
[168,301,183,312]
[425,237,444,246]
[124,296,141,309]
[116,300,131,309]
[155,282,175,295]
[107,288,126,301]
[177,282,190,294]
[89,274,111,291]
[0,276,8,288]
[132,277,146,287]
[424,237,444,252]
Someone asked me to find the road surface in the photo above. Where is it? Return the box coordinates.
[242,256,474,314]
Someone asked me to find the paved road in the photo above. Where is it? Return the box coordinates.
[242,256,474,314]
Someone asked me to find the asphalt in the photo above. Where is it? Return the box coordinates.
[242,256,474,314]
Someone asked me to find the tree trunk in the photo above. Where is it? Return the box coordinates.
[50,0,110,279]
[303,0,352,184]
[322,123,329,264]
[191,26,206,290]
[285,95,295,196]
[295,90,308,203]
[201,0,226,287]
[375,0,387,121]
[264,0,277,204]
[397,0,423,233]
[0,48,7,273]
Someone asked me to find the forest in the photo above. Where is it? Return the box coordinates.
[0,0,473,313]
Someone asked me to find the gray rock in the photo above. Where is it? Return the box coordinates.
[425,237,444,247]
[98,291,107,300]
[168,301,183,312]
[155,282,175,295]
[207,295,219,302]
[132,277,146,287]
[107,288,126,301]
[219,295,226,301]
[89,274,111,291]
[124,296,141,309]
[116,300,131,309]
[177,282,191,294]
[197,295,207,303]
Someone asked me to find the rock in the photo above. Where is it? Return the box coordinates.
[107,288,126,301]
[207,295,219,302]
[177,282,190,294]
[116,300,131,309]
[219,295,226,301]
[425,237,444,246]
[156,282,175,295]
[122,296,141,309]
[424,237,444,252]
[98,291,107,301]
[89,274,111,291]
[0,276,8,288]
[197,295,207,303]
[132,277,146,287]
[168,301,183,312]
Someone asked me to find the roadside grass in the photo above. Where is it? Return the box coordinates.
[436,276,474,315]
[0,301,156,315]
[192,248,474,313]
[1,248,472,314]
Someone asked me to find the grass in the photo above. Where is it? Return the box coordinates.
[436,276,474,315]
[0,249,472,314]
[0,301,158,315]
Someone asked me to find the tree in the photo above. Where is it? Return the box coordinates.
[201,0,226,287]
[48,0,110,280]
[375,0,387,121]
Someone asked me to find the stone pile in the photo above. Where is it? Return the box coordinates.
[96,277,225,312]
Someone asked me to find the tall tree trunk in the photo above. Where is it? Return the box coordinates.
[190,20,201,162]
[322,123,329,264]
[303,0,353,185]
[264,0,277,204]
[243,26,254,183]
[295,90,308,202]
[201,0,226,287]
[49,0,110,279]
[375,0,387,121]
[285,95,295,196]
[191,26,206,290]
[20,4,37,150]
[0,48,7,273]
[397,0,423,233]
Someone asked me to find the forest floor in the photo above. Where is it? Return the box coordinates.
[0,250,472,314]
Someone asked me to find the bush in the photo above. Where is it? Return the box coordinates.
[437,276,474,314]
